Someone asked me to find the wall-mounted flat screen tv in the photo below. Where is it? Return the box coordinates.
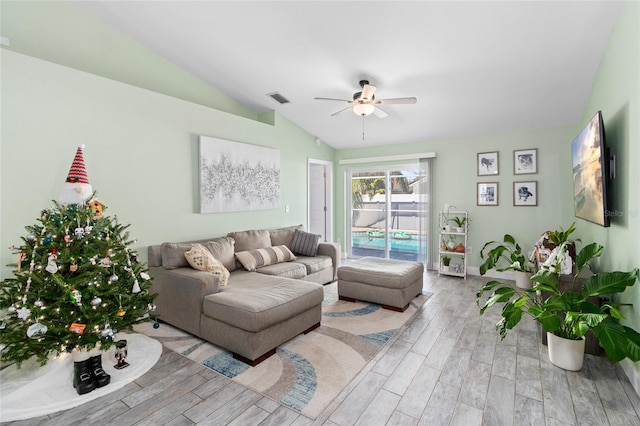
[572,110,610,227]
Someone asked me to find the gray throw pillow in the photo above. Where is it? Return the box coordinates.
[289,229,321,257]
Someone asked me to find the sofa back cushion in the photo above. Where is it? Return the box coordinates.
[235,245,297,272]
[161,242,193,269]
[269,224,303,247]
[227,229,271,252]
[204,237,237,272]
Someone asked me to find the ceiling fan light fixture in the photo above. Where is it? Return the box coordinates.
[352,103,375,116]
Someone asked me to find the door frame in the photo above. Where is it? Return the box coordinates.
[307,158,333,242]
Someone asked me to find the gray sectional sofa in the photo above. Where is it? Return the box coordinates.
[147,225,340,365]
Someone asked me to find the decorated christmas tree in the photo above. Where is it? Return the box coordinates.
[0,146,156,378]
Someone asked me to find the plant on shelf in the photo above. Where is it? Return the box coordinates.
[442,255,451,270]
[479,234,534,274]
[450,216,467,232]
[476,239,640,371]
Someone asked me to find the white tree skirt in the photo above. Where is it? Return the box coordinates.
[0,333,161,422]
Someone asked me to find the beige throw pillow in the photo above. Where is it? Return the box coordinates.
[184,243,230,286]
[235,245,297,272]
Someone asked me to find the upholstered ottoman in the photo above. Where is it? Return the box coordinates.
[337,257,424,312]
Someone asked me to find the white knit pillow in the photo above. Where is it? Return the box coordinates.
[184,243,230,286]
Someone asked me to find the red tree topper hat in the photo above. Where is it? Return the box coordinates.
[66,145,90,184]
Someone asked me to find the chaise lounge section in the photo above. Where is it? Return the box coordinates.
[147,225,339,365]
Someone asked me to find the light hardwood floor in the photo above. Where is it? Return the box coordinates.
[6,271,640,425]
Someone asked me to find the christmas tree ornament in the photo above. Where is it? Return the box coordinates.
[64,231,72,245]
[109,274,119,283]
[84,225,93,234]
[140,271,150,281]
[27,234,36,241]
[0,321,6,330]
[16,252,24,273]
[34,298,44,308]
[69,323,86,334]
[7,305,16,313]
[132,280,141,294]
[116,307,126,317]
[27,322,48,338]
[43,235,53,245]
[148,303,157,312]
[70,288,82,305]
[101,321,114,338]
[89,199,105,219]
[153,320,160,329]
[45,249,58,274]
[90,296,102,306]
[16,307,32,320]
[74,227,85,239]
[70,263,78,272]
[99,256,111,267]
[59,145,93,206]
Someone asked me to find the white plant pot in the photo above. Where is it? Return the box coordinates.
[442,265,450,272]
[547,332,585,371]
[455,227,464,233]
[514,271,533,289]
[444,225,451,232]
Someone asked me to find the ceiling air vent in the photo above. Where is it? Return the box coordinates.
[267,92,290,105]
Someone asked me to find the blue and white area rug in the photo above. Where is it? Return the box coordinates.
[135,282,430,419]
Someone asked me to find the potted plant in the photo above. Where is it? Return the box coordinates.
[441,256,451,272]
[479,234,534,288]
[476,240,640,371]
[450,216,466,233]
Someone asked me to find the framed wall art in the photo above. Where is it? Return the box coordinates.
[477,182,498,206]
[477,151,499,176]
[514,148,537,174]
[199,136,280,213]
[513,181,537,206]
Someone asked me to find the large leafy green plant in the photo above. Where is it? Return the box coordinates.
[477,242,640,363]
[479,234,533,274]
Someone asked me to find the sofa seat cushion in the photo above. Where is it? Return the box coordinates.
[257,262,307,279]
[293,255,332,275]
[202,275,323,333]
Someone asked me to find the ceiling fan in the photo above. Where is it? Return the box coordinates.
[314,80,417,118]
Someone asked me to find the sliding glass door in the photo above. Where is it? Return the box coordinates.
[348,162,430,267]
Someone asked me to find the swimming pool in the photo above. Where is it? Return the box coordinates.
[351,233,421,252]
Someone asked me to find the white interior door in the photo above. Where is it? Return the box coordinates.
[308,159,333,242]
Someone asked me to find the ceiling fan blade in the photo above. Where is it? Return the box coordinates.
[373,106,389,118]
[360,84,377,101]
[374,97,417,105]
[314,97,353,103]
[330,106,353,116]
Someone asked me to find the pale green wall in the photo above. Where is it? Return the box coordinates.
[335,126,577,269]
[0,0,259,122]
[0,50,335,277]
[575,2,640,330]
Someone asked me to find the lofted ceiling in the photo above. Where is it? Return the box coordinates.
[72,1,622,150]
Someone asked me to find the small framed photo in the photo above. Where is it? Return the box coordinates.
[477,151,499,176]
[477,182,498,206]
[514,148,537,174]
[513,181,537,206]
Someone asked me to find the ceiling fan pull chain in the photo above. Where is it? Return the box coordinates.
[362,115,365,140]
